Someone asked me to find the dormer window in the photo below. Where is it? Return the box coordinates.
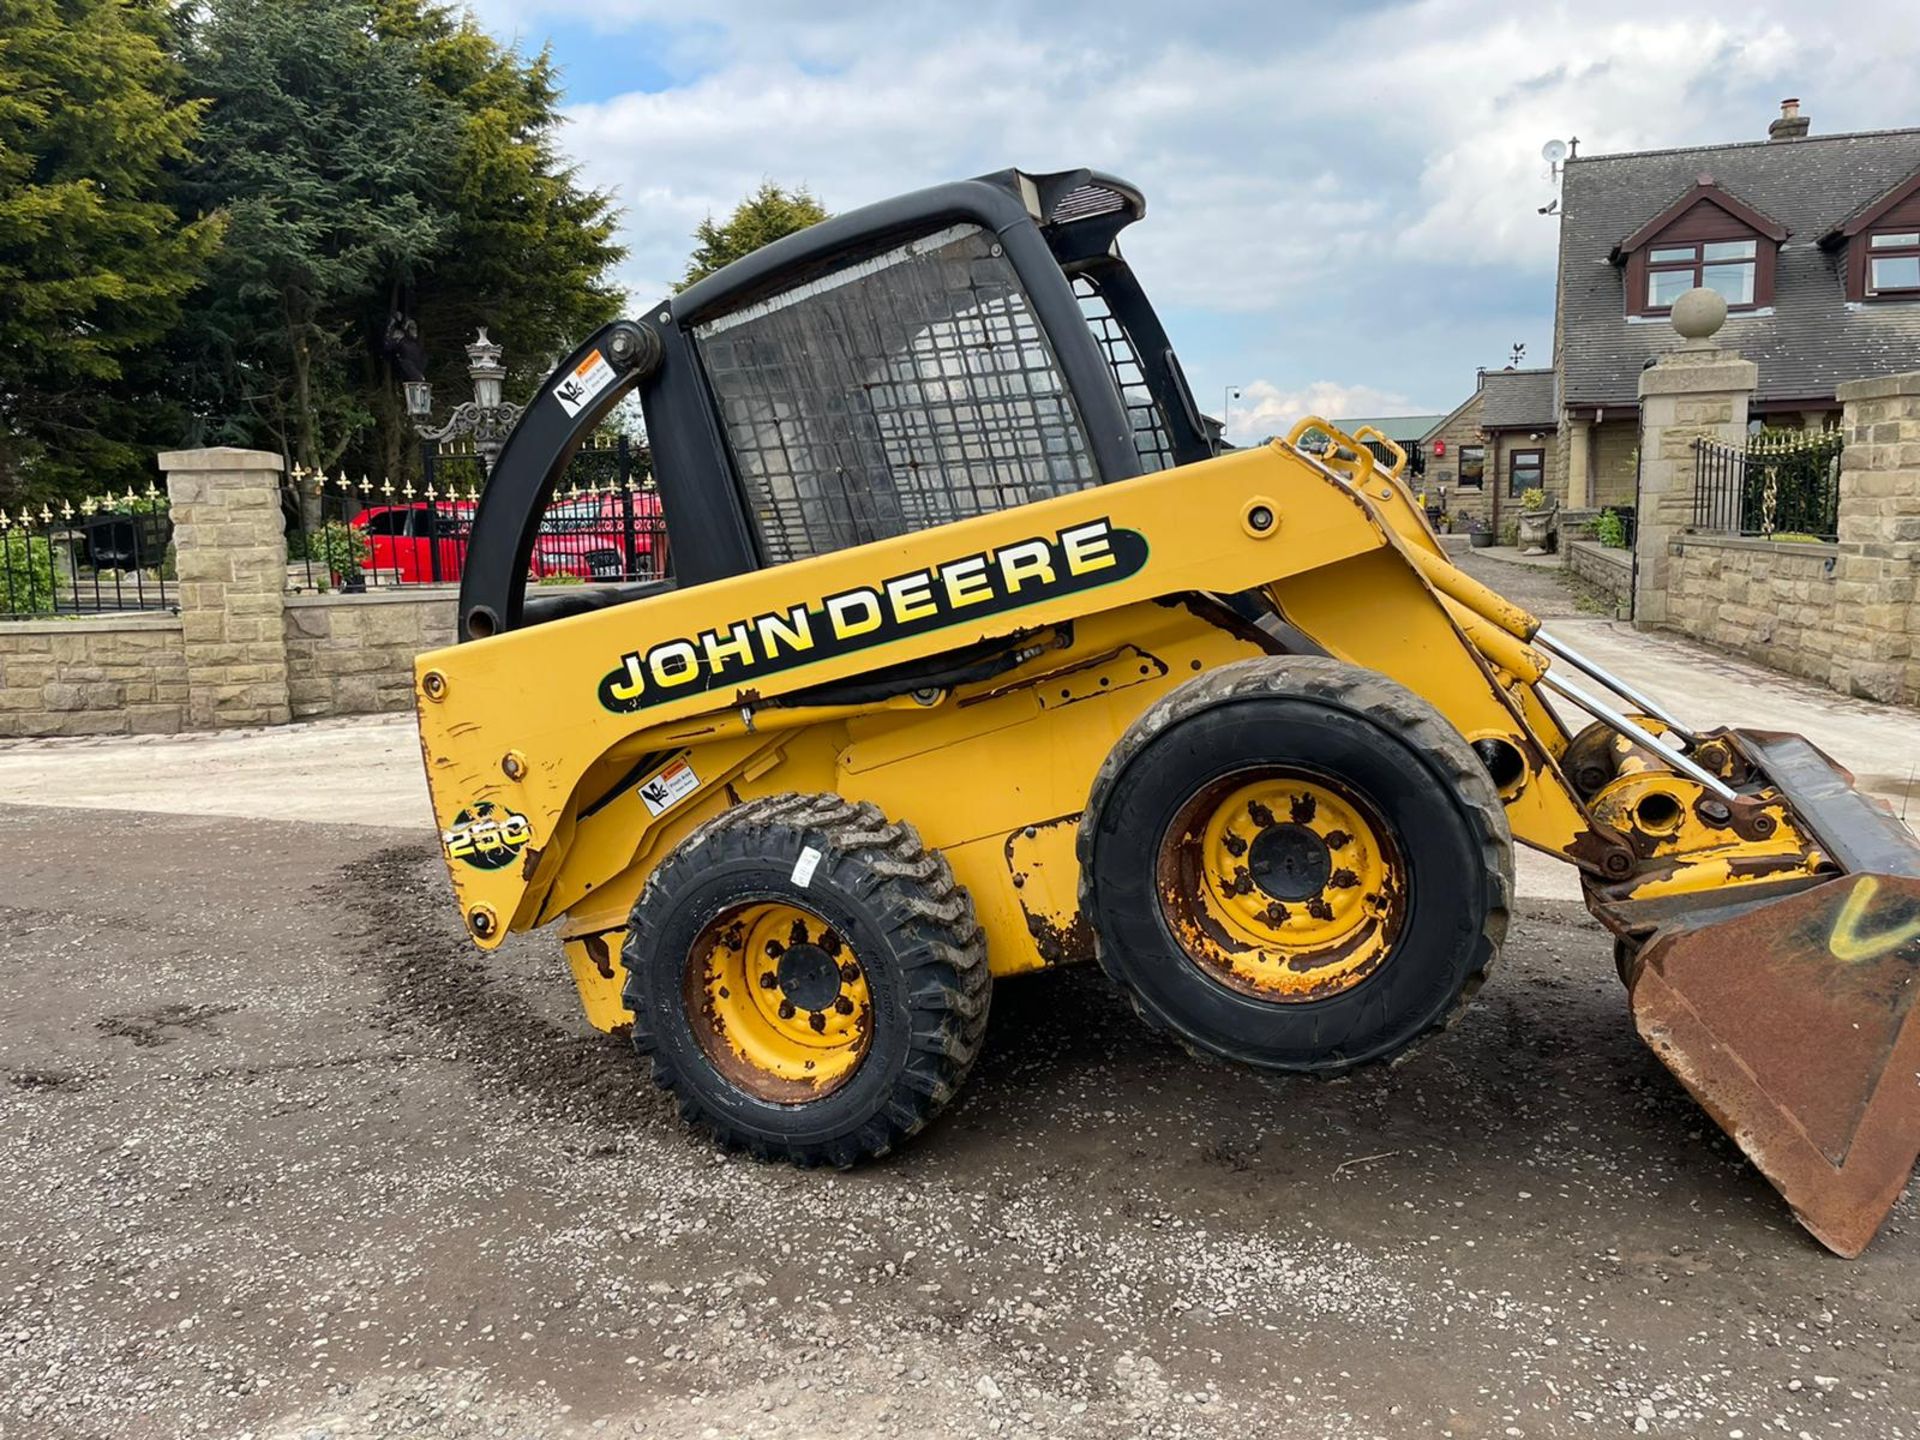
[1823,166,1920,302]
[1613,176,1786,319]
[1646,239,1759,309]
[1866,230,1920,297]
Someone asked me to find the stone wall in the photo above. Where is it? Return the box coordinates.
[1653,370,1919,706]
[1590,418,1639,509]
[285,589,456,719]
[0,448,460,740]
[1566,540,1633,616]
[0,616,188,738]
[161,447,291,729]
[1421,389,1491,528]
[1827,373,1920,703]
[0,589,457,739]
[1666,535,1842,689]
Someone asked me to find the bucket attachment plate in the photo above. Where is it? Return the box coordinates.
[1630,873,1920,1257]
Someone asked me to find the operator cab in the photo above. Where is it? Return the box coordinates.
[459,168,1214,641]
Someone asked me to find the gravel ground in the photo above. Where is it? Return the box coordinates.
[3,801,1916,1440]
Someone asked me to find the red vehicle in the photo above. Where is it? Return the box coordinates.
[353,490,666,585]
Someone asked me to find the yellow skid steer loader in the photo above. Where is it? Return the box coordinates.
[414,169,1920,1256]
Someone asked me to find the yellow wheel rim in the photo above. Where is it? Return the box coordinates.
[1157,768,1406,1002]
[685,900,874,1103]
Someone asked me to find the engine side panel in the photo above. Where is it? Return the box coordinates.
[553,602,1275,1030]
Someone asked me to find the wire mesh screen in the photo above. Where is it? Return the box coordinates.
[694,224,1099,564]
[1073,275,1174,472]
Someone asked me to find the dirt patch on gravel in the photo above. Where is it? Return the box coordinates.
[3,807,1917,1440]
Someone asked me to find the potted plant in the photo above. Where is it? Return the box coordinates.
[1516,486,1554,555]
[1463,513,1495,548]
[313,519,371,592]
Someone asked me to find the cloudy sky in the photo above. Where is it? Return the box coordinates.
[470,0,1919,442]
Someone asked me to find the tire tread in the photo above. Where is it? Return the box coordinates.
[623,794,990,1165]
[1076,655,1512,1073]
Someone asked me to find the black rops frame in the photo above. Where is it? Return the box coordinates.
[456,167,1201,643]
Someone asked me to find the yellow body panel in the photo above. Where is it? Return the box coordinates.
[417,429,1828,1034]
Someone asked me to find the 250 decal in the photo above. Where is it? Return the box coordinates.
[443,802,533,871]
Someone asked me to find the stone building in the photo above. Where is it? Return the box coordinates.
[1551,100,1920,513]
[1419,368,1562,534]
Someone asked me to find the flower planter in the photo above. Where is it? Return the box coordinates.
[1517,509,1554,555]
[1468,529,1496,548]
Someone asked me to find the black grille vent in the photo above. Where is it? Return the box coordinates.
[1050,184,1128,225]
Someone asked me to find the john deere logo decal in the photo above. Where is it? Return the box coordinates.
[443,802,533,870]
[597,517,1148,713]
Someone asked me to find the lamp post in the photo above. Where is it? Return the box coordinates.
[411,328,525,476]
[1221,385,1244,449]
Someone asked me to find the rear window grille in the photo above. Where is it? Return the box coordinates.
[1074,276,1175,473]
[694,224,1098,564]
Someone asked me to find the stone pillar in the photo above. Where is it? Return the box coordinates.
[1633,292,1756,627]
[159,447,292,729]
[1566,416,1592,510]
[1829,373,1920,704]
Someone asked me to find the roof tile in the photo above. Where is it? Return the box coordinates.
[1558,129,1920,407]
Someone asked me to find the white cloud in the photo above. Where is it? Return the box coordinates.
[1229,380,1414,445]
[554,2,1920,298]
[480,0,1920,413]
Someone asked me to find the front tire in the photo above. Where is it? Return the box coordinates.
[1078,657,1511,1074]
[623,794,989,1165]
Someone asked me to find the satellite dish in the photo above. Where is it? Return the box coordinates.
[1541,139,1569,165]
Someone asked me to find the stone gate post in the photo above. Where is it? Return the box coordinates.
[159,447,291,729]
[1633,292,1756,627]
[1830,372,1920,703]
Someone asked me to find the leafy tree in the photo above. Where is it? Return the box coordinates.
[176,0,625,480]
[362,1,624,478]
[0,0,221,504]
[176,0,457,473]
[678,182,829,291]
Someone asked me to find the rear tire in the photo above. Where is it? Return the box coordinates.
[623,794,989,1165]
[1078,657,1511,1074]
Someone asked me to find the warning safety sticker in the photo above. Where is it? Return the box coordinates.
[638,756,699,817]
[553,348,616,418]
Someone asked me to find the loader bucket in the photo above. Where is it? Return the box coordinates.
[1622,731,1920,1257]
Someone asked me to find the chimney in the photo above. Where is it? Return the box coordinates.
[1769,97,1810,142]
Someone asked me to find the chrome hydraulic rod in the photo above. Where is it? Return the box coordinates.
[1538,671,1737,802]
[1535,630,1699,746]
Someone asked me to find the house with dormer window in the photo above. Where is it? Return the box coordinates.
[1550,100,1920,513]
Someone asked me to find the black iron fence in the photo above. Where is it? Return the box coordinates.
[1360,437,1426,477]
[282,434,668,593]
[1692,430,1844,540]
[1595,505,1637,548]
[1,490,175,619]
